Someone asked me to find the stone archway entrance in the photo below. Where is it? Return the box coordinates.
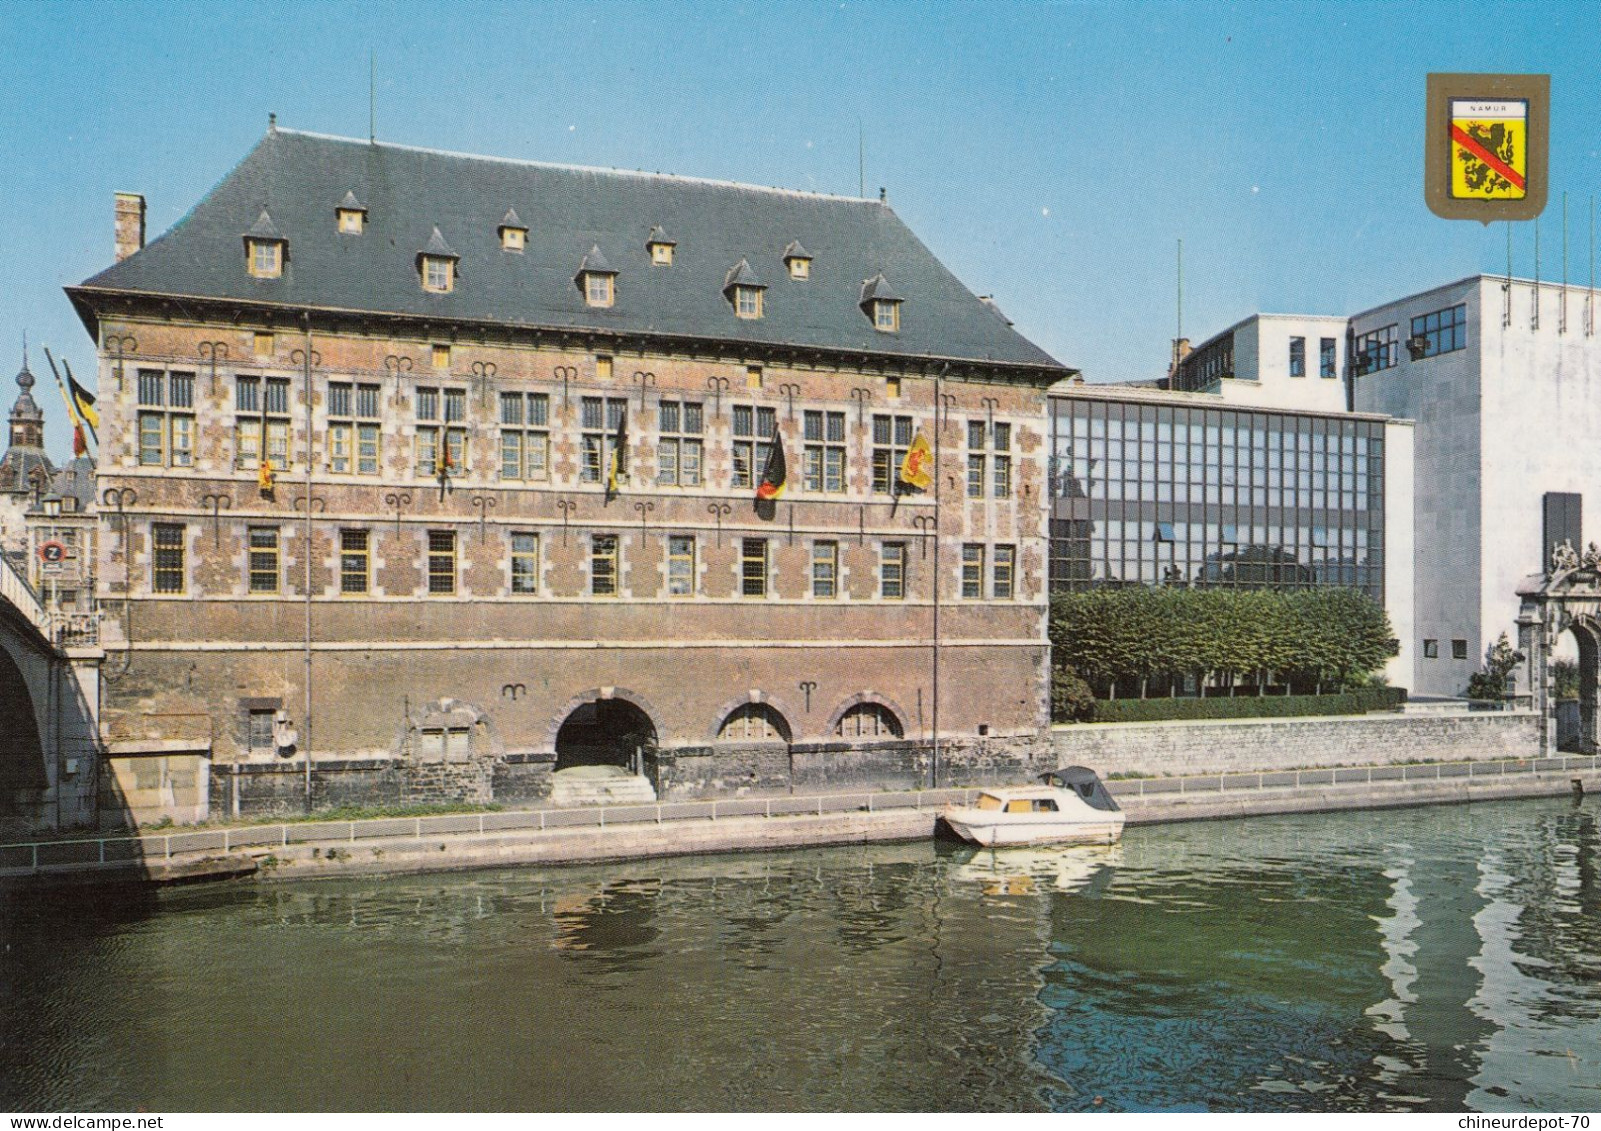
[1516,548,1601,754]
[554,698,657,775]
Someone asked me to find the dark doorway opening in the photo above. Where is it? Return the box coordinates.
[555,699,657,775]
[0,644,48,824]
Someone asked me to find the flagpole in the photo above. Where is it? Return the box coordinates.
[931,370,944,790]
[43,348,90,456]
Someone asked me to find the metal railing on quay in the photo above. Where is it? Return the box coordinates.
[0,785,981,875]
[1105,753,1600,799]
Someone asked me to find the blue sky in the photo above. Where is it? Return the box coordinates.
[2,0,1599,454]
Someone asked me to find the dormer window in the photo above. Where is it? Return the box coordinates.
[336,191,367,234]
[416,227,459,294]
[499,209,528,252]
[860,274,903,333]
[585,273,614,306]
[243,210,286,279]
[249,240,282,277]
[577,245,617,308]
[723,260,767,320]
[423,258,454,292]
[783,240,812,280]
[646,226,676,266]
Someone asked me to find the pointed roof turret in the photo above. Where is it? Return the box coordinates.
[860,273,901,304]
[245,209,283,240]
[420,226,458,259]
[578,244,615,276]
[0,338,53,495]
[723,258,765,292]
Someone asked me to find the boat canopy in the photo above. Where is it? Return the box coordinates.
[1038,766,1121,813]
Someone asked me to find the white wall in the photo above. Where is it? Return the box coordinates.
[1353,278,1483,696]
[1215,314,1350,414]
[1383,417,1416,690]
[1477,277,1601,666]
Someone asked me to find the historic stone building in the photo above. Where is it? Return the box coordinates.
[67,125,1069,817]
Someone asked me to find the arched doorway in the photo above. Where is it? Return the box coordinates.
[1517,553,1601,754]
[554,698,658,774]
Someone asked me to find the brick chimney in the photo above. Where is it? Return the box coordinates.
[114,192,146,262]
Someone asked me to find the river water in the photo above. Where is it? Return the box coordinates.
[2,795,1598,1113]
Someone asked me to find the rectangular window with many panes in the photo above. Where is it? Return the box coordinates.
[581,396,628,485]
[427,529,456,595]
[741,538,768,597]
[872,414,913,495]
[961,543,985,599]
[248,527,280,594]
[137,370,195,468]
[803,410,846,493]
[993,544,1015,599]
[499,391,550,482]
[880,541,907,599]
[510,531,539,595]
[152,523,185,594]
[967,419,1011,498]
[731,404,776,490]
[340,529,369,594]
[328,382,382,475]
[811,540,839,598]
[656,400,704,487]
[667,534,696,597]
[235,375,291,471]
[415,387,467,477]
[591,534,619,596]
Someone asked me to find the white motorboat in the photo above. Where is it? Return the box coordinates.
[942,767,1125,847]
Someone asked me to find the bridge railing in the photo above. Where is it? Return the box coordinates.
[0,552,47,633]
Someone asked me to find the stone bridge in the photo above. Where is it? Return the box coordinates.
[0,552,101,835]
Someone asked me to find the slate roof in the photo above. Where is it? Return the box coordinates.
[73,128,1065,372]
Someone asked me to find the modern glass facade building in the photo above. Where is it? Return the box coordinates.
[1049,387,1389,603]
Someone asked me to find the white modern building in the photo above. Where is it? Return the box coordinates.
[1352,275,1601,697]
[1180,275,1601,698]
[1171,313,1353,414]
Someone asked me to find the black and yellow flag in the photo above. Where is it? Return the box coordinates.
[606,409,628,501]
[65,362,99,439]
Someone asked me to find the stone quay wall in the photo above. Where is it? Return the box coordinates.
[207,734,1054,820]
[1051,711,1541,778]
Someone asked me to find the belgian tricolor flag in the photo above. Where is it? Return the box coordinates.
[756,428,787,500]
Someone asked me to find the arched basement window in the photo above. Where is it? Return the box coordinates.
[835,703,902,739]
[717,703,792,743]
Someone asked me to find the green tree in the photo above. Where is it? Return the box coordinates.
[1465,633,1522,700]
[1051,664,1097,722]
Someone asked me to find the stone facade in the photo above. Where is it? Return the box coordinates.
[70,129,1067,821]
[1050,711,1541,779]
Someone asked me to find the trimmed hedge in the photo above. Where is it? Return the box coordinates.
[1085,687,1406,724]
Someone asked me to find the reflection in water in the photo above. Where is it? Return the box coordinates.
[1,796,1597,1111]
